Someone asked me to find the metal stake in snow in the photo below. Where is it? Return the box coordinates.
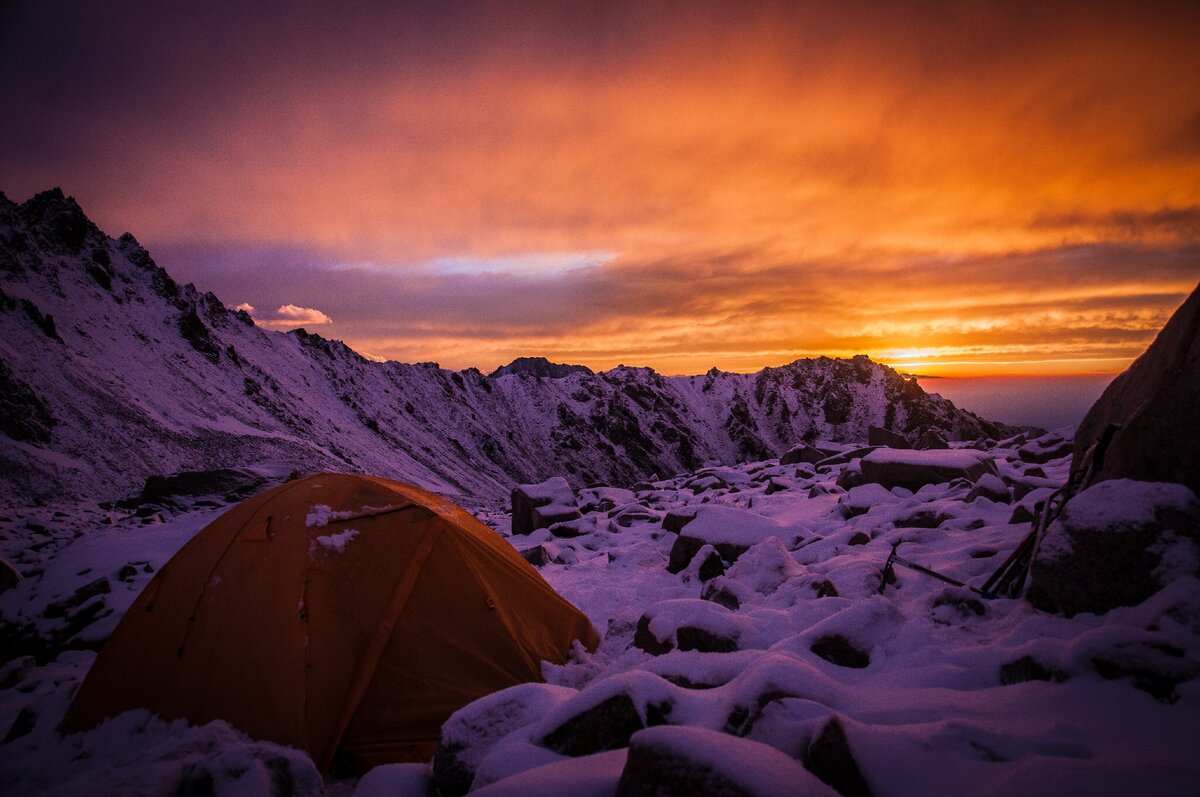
[879,541,991,597]
[980,423,1120,599]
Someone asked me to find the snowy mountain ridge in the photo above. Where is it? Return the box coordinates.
[0,189,1014,506]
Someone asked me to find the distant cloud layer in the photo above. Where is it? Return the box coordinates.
[2,1,1197,374]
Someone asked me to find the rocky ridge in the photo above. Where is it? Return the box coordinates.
[0,189,1015,506]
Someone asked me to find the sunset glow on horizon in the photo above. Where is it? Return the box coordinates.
[2,1,1197,376]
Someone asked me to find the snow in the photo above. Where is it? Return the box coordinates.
[626,725,836,797]
[862,447,995,470]
[311,528,359,554]
[1037,480,1200,565]
[306,504,355,528]
[1059,480,1198,532]
[2,393,1199,794]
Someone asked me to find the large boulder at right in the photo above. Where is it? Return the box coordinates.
[859,448,998,491]
[1073,282,1200,495]
[1029,480,1200,616]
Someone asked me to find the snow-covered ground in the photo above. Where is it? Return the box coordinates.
[1,433,1198,796]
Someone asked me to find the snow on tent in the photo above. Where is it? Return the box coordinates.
[59,473,599,771]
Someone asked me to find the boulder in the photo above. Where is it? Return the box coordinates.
[1017,431,1074,464]
[966,473,1011,503]
[1073,282,1200,495]
[119,467,267,508]
[810,634,871,669]
[868,425,910,449]
[913,430,949,450]
[859,448,998,491]
[511,476,582,535]
[804,716,873,797]
[1029,480,1200,616]
[435,683,578,797]
[616,726,835,797]
[0,556,20,595]
[780,444,826,466]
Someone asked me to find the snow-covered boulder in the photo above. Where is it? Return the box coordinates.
[1016,428,1075,464]
[434,683,578,797]
[666,505,804,573]
[615,726,836,797]
[633,599,745,655]
[859,448,998,491]
[510,477,582,535]
[535,672,676,757]
[780,444,825,466]
[913,429,949,450]
[1029,480,1200,616]
[868,425,910,449]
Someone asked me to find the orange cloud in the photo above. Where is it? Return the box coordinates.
[3,2,1199,375]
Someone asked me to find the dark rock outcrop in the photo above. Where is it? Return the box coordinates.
[1073,282,1200,495]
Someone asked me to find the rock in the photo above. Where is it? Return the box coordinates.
[511,476,582,535]
[616,726,835,797]
[1073,282,1200,495]
[436,683,577,797]
[44,576,110,618]
[701,579,744,610]
[1029,480,1200,616]
[868,426,910,449]
[0,655,35,690]
[894,508,952,529]
[839,483,900,518]
[847,532,870,546]
[816,447,880,469]
[1017,432,1074,464]
[781,444,826,466]
[667,535,705,574]
[859,448,998,491]
[662,510,696,534]
[540,693,651,757]
[697,549,726,581]
[913,430,949,450]
[121,467,267,508]
[966,473,1011,503]
[633,599,742,655]
[835,467,864,490]
[1090,640,1200,702]
[1008,504,1037,525]
[804,715,873,797]
[810,634,870,669]
[999,655,1066,685]
[811,579,839,598]
[764,478,790,495]
[519,545,552,567]
[0,555,20,594]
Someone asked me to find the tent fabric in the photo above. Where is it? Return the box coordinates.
[60,473,599,771]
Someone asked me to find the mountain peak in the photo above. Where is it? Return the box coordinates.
[489,357,593,379]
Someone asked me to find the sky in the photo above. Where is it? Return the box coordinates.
[2,0,1198,379]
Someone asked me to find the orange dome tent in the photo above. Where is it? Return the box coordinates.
[61,473,598,771]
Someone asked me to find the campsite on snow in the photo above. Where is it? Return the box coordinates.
[1,190,1198,796]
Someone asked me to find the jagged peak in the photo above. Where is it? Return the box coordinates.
[490,356,593,379]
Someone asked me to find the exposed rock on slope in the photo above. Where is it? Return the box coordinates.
[0,189,1013,505]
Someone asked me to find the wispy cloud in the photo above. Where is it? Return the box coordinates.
[246,303,333,330]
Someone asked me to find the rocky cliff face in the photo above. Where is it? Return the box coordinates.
[0,189,1013,506]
